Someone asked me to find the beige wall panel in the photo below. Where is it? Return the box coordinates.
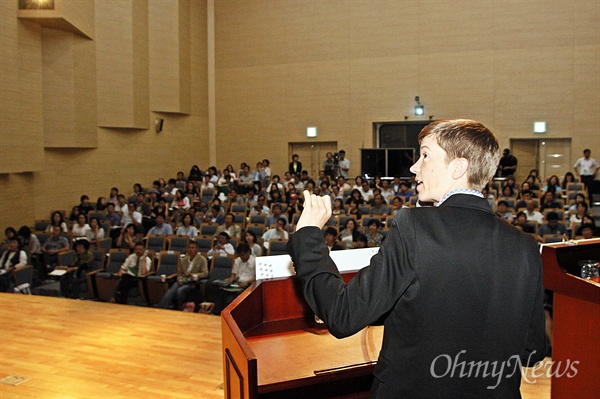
[574,0,599,46]
[0,5,44,174]
[419,1,494,54]
[178,0,191,114]
[347,0,420,59]
[131,0,149,127]
[493,47,575,139]
[493,0,574,50]
[42,28,75,146]
[149,0,191,114]
[96,0,148,128]
[572,45,600,157]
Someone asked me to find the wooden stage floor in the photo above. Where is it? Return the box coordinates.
[0,294,550,399]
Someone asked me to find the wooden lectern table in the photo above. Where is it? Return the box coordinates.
[221,273,383,399]
[541,238,600,399]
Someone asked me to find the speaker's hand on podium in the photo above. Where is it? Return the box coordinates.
[295,190,332,232]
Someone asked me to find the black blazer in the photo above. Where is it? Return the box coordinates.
[288,194,546,398]
[288,161,302,176]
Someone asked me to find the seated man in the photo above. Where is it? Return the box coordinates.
[147,214,173,236]
[535,211,567,243]
[114,242,151,304]
[380,179,396,204]
[370,193,391,218]
[248,195,270,217]
[114,194,128,214]
[121,202,143,232]
[579,223,597,239]
[208,243,256,315]
[262,217,289,251]
[203,205,225,225]
[266,203,289,228]
[539,191,561,212]
[358,181,374,202]
[58,239,94,299]
[495,200,515,222]
[134,193,150,216]
[396,181,413,201]
[158,241,208,310]
[0,237,28,292]
[41,225,70,279]
[207,232,235,258]
[214,213,242,241]
[515,189,534,210]
[524,200,544,224]
[77,195,95,215]
[324,227,344,251]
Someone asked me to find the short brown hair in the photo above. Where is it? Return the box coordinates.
[418,119,500,191]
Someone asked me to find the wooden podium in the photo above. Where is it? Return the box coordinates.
[221,273,383,399]
[541,238,600,399]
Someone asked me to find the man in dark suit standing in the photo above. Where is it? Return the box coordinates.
[287,119,546,398]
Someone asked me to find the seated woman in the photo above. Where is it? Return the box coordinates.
[569,203,589,231]
[176,213,199,239]
[345,189,364,205]
[116,223,139,253]
[243,230,263,257]
[339,218,360,248]
[72,213,91,239]
[58,239,94,299]
[562,172,576,190]
[46,211,69,234]
[331,198,346,219]
[542,175,562,195]
[366,219,384,247]
[86,217,105,245]
[17,226,41,268]
[172,189,191,212]
[346,198,363,220]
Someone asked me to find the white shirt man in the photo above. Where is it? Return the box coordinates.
[262,218,289,250]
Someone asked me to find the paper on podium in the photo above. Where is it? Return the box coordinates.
[255,247,380,280]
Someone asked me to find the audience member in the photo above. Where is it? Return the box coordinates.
[366,219,384,247]
[0,237,28,292]
[121,202,143,232]
[358,181,374,202]
[115,194,128,213]
[561,172,576,191]
[579,223,597,239]
[134,193,150,216]
[262,218,289,250]
[324,227,344,251]
[338,150,350,178]
[535,212,567,243]
[266,203,288,228]
[346,198,363,220]
[573,148,599,199]
[209,243,256,315]
[114,242,151,304]
[77,195,95,215]
[207,232,235,258]
[147,214,173,236]
[214,213,242,240]
[497,148,518,177]
[249,195,270,217]
[524,200,544,224]
[539,191,561,212]
[58,239,94,299]
[158,241,208,310]
[176,213,199,239]
[86,217,105,244]
[288,154,302,176]
[96,196,108,211]
[72,213,91,239]
[41,225,69,277]
[204,205,225,225]
[116,223,139,252]
[495,200,514,222]
[243,230,263,257]
[46,211,69,234]
[542,175,562,194]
